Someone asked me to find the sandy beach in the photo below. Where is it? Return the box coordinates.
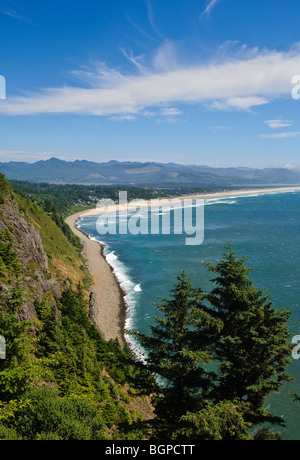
[65,212,126,344]
[79,186,300,217]
[66,185,300,344]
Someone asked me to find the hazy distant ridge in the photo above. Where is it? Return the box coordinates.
[1,157,300,186]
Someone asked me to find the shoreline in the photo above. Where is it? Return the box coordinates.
[65,213,126,345]
[66,185,300,345]
[79,185,300,217]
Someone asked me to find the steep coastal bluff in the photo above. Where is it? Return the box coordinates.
[0,174,155,440]
[0,193,61,323]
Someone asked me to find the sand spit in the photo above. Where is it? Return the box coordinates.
[65,212,126,345]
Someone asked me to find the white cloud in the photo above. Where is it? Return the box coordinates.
[1,44,300,117]
[264,119,294,129]
[201,0,221,18]
[260,131,300,139]
[152,40,179,72]
[126,15,156,43]
[160,107,182,116]
[210,96,269,111]
[146,0,162,38]
[120,48,148,75]
[109,114,136,122]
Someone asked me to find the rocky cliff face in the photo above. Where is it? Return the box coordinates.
[0,194,61,323]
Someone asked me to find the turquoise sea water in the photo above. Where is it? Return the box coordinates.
[78,190,300,440]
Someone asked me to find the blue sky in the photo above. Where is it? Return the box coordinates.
[1,0,300,167]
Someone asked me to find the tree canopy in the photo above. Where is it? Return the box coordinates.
[132,244,293,440]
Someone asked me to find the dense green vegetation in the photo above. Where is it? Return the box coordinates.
[0,175,157,440]
[131,245,293,440]
[11,181,171,249]
[11,181,170,215]
[0,287,157,440]
[0,173,10,204]
[11,180,232,215]
[0,234,22,283]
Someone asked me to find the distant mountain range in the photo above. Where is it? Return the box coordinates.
[1,157,300,187]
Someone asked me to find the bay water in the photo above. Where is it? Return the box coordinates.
[78,190,300,440]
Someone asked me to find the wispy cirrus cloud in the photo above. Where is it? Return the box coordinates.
[0,43,299,118]
[126,15,157,43]
[264,119,294,129]
[200,0,221,18]
[0,3,32,24]
[260,132,300,139]
[2,10,22,19]
[261,119,297,139]
[146,0,163,38]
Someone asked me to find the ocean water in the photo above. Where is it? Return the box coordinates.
[78,190,300,440]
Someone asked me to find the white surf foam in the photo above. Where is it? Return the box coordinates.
[134,283,142,292]
[77,220,147,362]
[205,199,237,206]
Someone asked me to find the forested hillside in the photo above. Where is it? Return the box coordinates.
[0,173,156,440]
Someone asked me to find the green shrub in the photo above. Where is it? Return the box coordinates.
[0,174,10,204]
[0,423,22,440]
[10,388,107,440]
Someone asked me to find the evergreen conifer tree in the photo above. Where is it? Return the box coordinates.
[204,243,293,425]
[132,244,293,439]
[130,270,216,436]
